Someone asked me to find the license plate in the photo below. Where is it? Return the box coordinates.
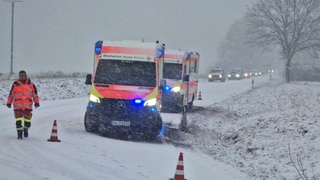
[111,121,130,126]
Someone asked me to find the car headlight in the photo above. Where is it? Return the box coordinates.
[219,74,222,78]
[236,74,240,77]
[144,98,157,106]
[228,74,231,77]
[89,94,100,103]
[171,86,181,92]
[208,74,212,78]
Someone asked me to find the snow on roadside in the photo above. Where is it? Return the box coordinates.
[184,79,320,179]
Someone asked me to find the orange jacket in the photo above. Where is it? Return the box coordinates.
[6,78,40,110]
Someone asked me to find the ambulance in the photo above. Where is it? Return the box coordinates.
[84,40,166,140]
[162,49,200,113]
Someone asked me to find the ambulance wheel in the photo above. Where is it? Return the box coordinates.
[144,115,163,141]
[84,112,98,133]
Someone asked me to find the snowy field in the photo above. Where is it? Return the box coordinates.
[186,77,320,179]
[1,73,320,179]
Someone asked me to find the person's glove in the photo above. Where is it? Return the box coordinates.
[6,104,11,108]
[34,103,40,108]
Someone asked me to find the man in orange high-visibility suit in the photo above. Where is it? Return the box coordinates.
[6,70,40,139]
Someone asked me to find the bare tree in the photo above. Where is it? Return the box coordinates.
[216,18,279,73]
[246,0,320,83]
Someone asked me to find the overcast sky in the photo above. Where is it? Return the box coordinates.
[0,0,254,74]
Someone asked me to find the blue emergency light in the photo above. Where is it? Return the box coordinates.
[183,52,191,61]
[88,102,94,109]
[134,99,143,104]
[95,40,103,54]
[156,49,164,58]
[164,85,171,91]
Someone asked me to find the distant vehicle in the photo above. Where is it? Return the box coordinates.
[228,68,243,80]
[250,70,262,77]
[242,70,250,79]
[208,67,225,82]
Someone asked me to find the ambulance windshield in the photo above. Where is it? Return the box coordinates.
[163,62,182,80]
[94,59,156,87]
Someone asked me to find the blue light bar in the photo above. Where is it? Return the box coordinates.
[164,86,171,91]
[95,40,103,54]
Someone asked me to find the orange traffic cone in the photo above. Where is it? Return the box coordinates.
[170,152,187,180]
[197,91,203,100]
[47,120,61,142]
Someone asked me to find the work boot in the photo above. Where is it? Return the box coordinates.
[24,129,28,138]
[17,130,23,140]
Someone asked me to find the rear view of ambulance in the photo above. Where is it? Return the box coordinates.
[84,40,165,140]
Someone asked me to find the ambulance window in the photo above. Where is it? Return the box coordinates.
[94,60,156,87]
[190,61,195,73]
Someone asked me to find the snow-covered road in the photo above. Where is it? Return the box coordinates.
[0,75,272,179]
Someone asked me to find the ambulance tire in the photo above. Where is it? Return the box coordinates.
[144,115,163,141]
[174,96,184,113]
[84,112,98,133]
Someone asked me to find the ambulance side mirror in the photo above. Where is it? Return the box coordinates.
[85,74,92,85]
[183,75,189,82]
[159,79,166,90]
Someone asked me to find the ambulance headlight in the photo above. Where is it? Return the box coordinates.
[144,98,157,106]
[171,86,181,92]
[89,94,100,103]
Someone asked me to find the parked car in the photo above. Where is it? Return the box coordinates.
[228,68,243,80]
[208,67,225,82]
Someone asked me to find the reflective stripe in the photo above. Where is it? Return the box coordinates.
[13,103,33,110]
[13,104,32,108]
[16,117,24,122]
[14,93,23,97]
[16,117,24,130]
[177,161,184,166]
[25,118,31,122]
[50,132,58,136]
[175,170,184,175]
